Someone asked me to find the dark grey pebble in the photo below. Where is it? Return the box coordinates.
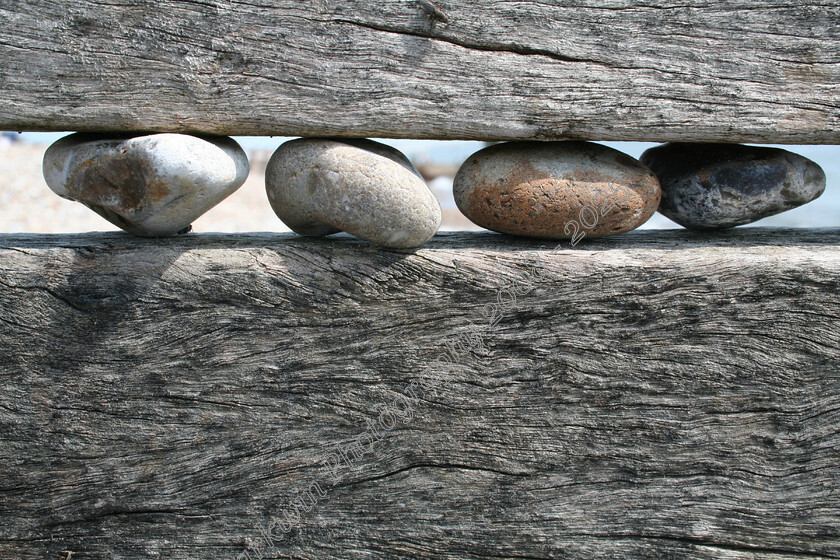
[640,143,825,229]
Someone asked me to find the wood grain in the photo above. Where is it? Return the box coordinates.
[1,1,838,142]
[0,229,839,559]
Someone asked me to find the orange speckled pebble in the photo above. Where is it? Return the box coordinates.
[453,141,661,239]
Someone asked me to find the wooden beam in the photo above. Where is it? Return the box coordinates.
[1,1,838,142]
[1,230,839,559]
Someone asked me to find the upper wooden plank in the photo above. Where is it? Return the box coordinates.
[0,0,838,142]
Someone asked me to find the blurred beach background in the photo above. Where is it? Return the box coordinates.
[1,132,837,234]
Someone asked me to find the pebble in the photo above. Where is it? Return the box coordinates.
[640,143,826,229]
[265,138,441,248]
[453,141,661,239]
[43,133,249,236]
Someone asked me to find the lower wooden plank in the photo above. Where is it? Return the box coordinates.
[0,230,838,559]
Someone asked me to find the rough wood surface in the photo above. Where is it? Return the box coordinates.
[1,229,840,559]
[1,1,839,143]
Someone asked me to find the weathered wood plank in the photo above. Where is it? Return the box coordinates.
[0,229,839,559]
[1,1,839,142]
